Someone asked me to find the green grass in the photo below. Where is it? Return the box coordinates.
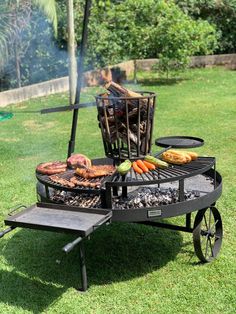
[0,67,236,313]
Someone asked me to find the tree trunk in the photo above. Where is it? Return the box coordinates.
[14,43,21,88]
[67,0,77,105]
[14,5,21,88]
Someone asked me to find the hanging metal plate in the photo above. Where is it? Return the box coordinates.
[155,136,204,148]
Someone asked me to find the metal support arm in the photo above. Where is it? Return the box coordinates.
[0,226,16,238]
[62,236,83,254]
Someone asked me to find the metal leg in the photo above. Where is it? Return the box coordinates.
[113,186,118,196]
[186,213,191,229]
[179,179,185,202]
[122,175,127,198]
[122,186,128,198]
[105,186,112,208]
[79,241,88,291]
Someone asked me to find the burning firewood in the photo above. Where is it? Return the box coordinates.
[96,81,155,157]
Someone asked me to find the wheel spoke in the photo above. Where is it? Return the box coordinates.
[205,237,209,258]
[203,214,209,230]
[209,237,214,257]
[210,219,219,231]
[208,208,212,230]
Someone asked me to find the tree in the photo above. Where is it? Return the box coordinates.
[83,0,217,78]
[175,0,236,53]
[102,0,155,83]
[150,1,218,77]
[0,0,57,88]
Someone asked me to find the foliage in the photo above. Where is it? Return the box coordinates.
[55,0,217,74]
[149,1,218,76]
[16,11,68,86]
[0,0,225,89]
[0,1,30,71]
[82,0,217,76]
[175,0,236,53]
[0,0,58,89]
[34,0,58,37]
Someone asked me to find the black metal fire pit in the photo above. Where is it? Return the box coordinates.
[0,0,223,293]
[1,147,223,291]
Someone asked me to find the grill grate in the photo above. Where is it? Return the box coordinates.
[108,157,215,187]
[36,169,110,193]
[36,157,215,195]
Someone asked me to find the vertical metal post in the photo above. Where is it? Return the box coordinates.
[45,185,50,199]
[145,97,150,155]
[79,241,88,291]
[125,100,131,159]
[149,94,156,154]
[179,179,185,202]
[105,186,113,209]
[186,213,191,230]
[137,99,140,156]
[122,175,128,198]
[68,0,92,158]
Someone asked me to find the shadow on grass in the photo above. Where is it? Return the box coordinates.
[0,222,183,312]
[0,269,64,314]
[138,77,187,86]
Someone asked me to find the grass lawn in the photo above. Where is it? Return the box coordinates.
[0,67,236,313]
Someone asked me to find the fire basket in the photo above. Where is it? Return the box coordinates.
[96,82,156,160]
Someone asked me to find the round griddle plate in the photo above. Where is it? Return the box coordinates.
[155,136,204,148]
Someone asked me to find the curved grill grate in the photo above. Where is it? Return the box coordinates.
[108,157,215,187]
[36,157,215,192]
[36,170,109,194]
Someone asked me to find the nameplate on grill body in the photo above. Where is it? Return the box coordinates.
[147,209,162,218]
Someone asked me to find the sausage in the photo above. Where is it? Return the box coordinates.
[36,161,67,175]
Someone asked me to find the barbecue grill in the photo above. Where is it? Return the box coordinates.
[0,0,223,292]
[1,146,223,291]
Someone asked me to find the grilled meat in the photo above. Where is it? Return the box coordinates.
[67,153,91,169]
[75,165,115,179]
[49,175,75,188]
[36,161,67,175]
[70,176,101,188]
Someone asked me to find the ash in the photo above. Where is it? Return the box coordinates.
[50,187,200,210]
[113,187,200,210]
[51,191,101,208]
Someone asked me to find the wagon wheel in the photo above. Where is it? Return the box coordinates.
[193,207,223,262]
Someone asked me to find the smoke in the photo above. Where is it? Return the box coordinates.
[0,7,68,91]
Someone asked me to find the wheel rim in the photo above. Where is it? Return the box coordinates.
[193,207,223,262]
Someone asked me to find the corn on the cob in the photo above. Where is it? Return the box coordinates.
[144,155,169,168]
